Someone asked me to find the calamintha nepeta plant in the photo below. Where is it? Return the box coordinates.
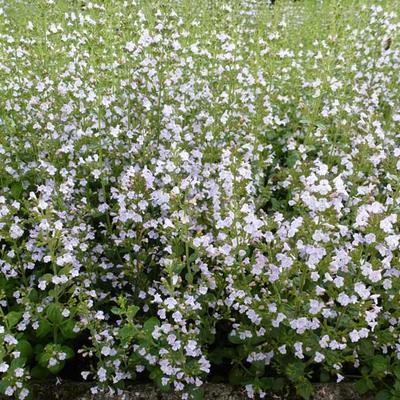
[0,0,400,399]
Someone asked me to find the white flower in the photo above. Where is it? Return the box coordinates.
[309,299,323,315]
[184,340,200,357]
[333,276,344,288]
[97,367,107,382]
[125,41,135,51]
[164,297,177,310]
[48,357,58,367]
[364,233,376,244]
[0,362,9,372]
[245,384,254,399]
[4,335,17,345]
[354,282,370,300]
[62,309,70,317]
[101,346,112,356]
[294,342,304,359]
[336,374,344,383]
[95,311,105,320]
[349,330,360,343]
[278,345,287,354]
[19,388,29,400]
[10,224,24,239]
[314,352,325,363]
[337,293,351,306]
[380,214,396,233]
[162,105,173,118]
[81,371,90,380]
[38,281,47,290]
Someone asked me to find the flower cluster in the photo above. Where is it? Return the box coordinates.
[0,0,400,399]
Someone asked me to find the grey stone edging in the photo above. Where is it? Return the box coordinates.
[1,382,375,400]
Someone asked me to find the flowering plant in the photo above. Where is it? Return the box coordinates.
[0,0,400,399]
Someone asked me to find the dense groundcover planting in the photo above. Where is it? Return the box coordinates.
[1,0,400,398]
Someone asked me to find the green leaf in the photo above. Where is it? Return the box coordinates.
[249,335,267,346]
[10,182,23,199]
[10,357,27,371]
[6,311,23,328]
[191,387,204,400]
[375,389,392,400]
[60,319,79,339]
[119,324,136,339]
[31,365,49,379]
[228,366,246,385]
[286,361,306,382]
[296,379,313,400]
[111,307,122,315]
[38,352,50,368]
[150,368,163,383]
[60,345,74,359]
[228,333,244,344]
[143,317,159,334]
[0,379,10,394]
[320,371,330,383]
[46,304,63,325]
[33,344,44,357]
[249,360,265,377]
[16,340,33,359]
[258,377,273,390]
[355,377,375,394]
[393,364,400,380]
[36,319,52,338]
[208,348,224,364]
[371,355,389,376]
[185,271,194,284]
[126,305,139,320]
[48,361,65,375]
[286,151,300,168]
[172,241,185,257]
[272,377,285,392]
[359,341,375,358]
[28,289,39,302]
[41,273,53,282]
